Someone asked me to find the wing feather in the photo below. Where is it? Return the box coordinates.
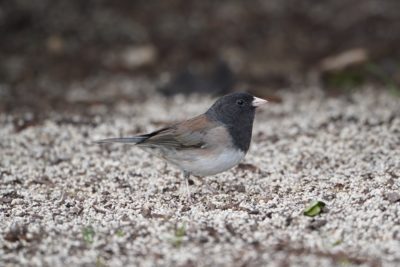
[138,115,219,149]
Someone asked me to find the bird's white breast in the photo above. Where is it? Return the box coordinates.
[175,148,246,176]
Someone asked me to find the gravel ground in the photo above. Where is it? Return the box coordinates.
[1,88,400,267]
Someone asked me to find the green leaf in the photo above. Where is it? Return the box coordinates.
[332,239,343,246]
[96,256,106,267]
[175,225,186,238]
[304,201,326,217]
[82,225,95,244]
[170,224,186,247]
[115,229,125,237]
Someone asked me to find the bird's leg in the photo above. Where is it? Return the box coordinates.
[183,171,192,202]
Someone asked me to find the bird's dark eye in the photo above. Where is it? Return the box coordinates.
[236,99,244,106]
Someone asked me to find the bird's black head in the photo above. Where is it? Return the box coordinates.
[206,92,267,152]
[206,92,266,125]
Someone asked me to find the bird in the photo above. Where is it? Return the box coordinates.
[96,92,267,200]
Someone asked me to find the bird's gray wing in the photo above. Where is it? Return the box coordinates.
[140,115,221,150]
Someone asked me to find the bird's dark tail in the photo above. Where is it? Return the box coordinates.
[95,135,148,144]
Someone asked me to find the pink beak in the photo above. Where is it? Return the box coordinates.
[252,97,268,107]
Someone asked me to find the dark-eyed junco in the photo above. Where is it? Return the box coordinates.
[97,92,267,199]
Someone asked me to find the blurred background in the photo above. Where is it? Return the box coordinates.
[1,0,399,117]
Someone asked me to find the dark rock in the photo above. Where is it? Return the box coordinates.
[308,219,327,230]
[4,222,28,242]
[385,192,400,203]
